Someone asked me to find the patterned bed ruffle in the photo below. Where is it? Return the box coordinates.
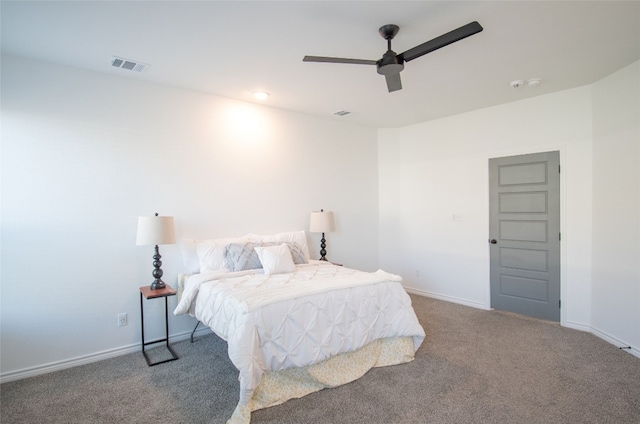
[227,336,416,424]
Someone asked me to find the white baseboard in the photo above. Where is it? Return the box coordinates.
[590,326,640,359]
[0,326,213,384]
[562,320,591,333]
[404,286,491,310]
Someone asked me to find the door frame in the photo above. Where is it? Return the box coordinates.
[485,146,566,325]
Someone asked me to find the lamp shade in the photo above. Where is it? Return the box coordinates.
[310,210,335,233]
[136,215,176,246]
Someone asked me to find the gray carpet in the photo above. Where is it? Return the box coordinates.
[2,295,640,424]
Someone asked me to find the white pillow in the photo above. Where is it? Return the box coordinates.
[254,243,295,275]
[196,235,250,273]
[247,230,310,261]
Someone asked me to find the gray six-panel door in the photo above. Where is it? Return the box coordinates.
[489,151,560,321]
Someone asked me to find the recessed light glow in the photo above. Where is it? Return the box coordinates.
[253,91,269,101]
[223,104,270,145]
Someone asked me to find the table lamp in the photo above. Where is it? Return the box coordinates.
[309,209,335,261]
[136,213,176,289]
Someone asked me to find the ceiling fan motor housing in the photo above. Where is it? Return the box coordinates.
[377,51,404,75]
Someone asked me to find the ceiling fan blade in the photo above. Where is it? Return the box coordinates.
[303,56,377,65]
[385,72,402,92]
[399,21,483,63]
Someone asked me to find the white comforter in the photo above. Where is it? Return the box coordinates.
[174,261,425,406]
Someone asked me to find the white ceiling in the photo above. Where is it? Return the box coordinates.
[2,1,639,128]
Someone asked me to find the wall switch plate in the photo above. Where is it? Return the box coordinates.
[118,313,128,327]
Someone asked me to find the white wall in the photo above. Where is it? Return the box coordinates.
[379,87,595,329]
[0,55,379,380]
[591,61,640,350]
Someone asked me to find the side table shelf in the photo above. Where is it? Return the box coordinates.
[139,285,178,366]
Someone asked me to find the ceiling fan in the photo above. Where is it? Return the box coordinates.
[303,21,483,93]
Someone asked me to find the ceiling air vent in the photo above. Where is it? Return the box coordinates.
[333,110,351,117]
[111,56,149,73]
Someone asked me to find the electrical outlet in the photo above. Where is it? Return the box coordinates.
[118,313,128,327]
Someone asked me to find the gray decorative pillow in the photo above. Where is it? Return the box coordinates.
[225,242,263,272]
[284,242,308,265]
[225,241,307,272]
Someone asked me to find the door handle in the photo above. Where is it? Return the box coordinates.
[489,239,497,244]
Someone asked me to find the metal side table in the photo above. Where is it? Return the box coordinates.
[139,285,178,366]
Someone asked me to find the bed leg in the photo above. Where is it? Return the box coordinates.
[190,321,201,343]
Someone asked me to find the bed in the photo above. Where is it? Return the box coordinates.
[174,230,425,424]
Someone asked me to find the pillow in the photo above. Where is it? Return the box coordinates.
[225,242,264,272]
[283,242,308,264]
[254,244,295,275]
[247,230,310,261]
[196,235,250,273]
[225,241,308,272]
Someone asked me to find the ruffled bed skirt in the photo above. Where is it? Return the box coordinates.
[227,336,416,424]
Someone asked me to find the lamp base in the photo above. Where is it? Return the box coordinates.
[150,245,166,290]
[150,279,166,290]
[319,233,328,261]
